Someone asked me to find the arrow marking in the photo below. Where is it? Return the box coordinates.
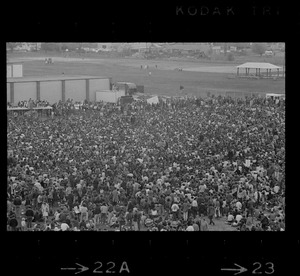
[221,263,247,275]
[75,263,89,274]
[61,263,89,274]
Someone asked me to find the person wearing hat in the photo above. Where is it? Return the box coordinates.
[25,205,34,229]
[8,212,18,231]
[112,188,119,206]
[181,198,190,222]
[41,201,50,225]
[133,208,142,231]
[192,220,200,231]
[13,195,22,220]
[171,201,180,220]
[191,197,198,217]
[79,202,88,223]
[21,217,26,231]
[207,204,215,226]
[144,217,154,229]
[193,214,201,230]
[118,211,126,231]
[93,203,101,226]
[100,202,109,225]
[109,212,118,228]
[106,203,114,225]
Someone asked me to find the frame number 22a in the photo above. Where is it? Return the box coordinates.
[93,261,130,274]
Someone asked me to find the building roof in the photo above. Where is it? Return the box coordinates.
[237,62,282,69]
[7,75,109,83]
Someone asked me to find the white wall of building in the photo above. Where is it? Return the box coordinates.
[13,64,23,77]
[14,82,37,103]
[8,77,110,105]
[89,78,110,102]
[7,63,23,78]
[40,81,62,104]
[65,80,86,102]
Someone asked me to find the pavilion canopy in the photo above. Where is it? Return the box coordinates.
[237,62,282,70]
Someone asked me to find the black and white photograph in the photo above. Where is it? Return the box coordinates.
[7,42,285,232]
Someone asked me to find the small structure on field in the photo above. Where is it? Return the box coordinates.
[236,62,283,78]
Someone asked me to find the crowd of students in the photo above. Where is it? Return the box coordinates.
[7,94,285,231]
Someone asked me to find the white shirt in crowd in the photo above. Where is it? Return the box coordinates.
[199,184,206,193]
[73,206,80,214]
[61,223,69,231]
[222,200,227,208]
[173,196,180,203]
[41,203,49,216]
[186,226,194,231]
[191,200,198,207]
[227,214,234,222]
[80,205,88,214]
[151,210,158,216]
[54,211,60,221]
[236,214,243,223]
[236,201,242,210]
[171,204,179,212]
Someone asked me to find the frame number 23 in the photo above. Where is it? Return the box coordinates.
[252,262,275,274]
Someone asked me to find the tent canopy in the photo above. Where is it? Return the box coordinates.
[237,62,282,69]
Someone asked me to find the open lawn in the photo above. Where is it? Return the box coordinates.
[8,54,285,97]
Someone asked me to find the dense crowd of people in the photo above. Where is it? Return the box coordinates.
[7,94,285,231]
[50,99,112,116]
[7,99,51,108]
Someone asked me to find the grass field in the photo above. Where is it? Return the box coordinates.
[8,53,285,98]
[8,50,285,65]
